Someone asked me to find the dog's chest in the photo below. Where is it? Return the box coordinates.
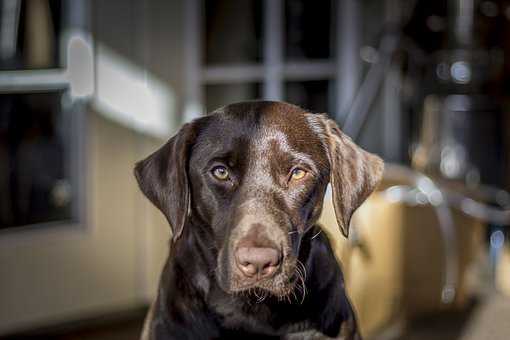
[207,290,313,336]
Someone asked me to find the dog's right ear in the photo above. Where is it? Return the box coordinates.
[134,123,196,242]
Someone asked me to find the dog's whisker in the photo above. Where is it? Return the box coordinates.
[297,259,308,281]
[311,230,322,240]
[291,289,299,304]
[298,273,307,304]
[289,262,307,305]
[260,290,269,303]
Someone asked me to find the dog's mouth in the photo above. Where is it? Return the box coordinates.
[227,256,308,303]
[216,219,310,302]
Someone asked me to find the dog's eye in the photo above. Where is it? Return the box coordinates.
[290,168,307,181]
[212,166,229,180]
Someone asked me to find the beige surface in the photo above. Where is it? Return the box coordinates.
[320,190,404,338]
[320,183,484,339]
[497,247,510,297]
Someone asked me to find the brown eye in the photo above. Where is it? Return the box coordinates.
[290,168,307,181]
[212,166,229,180]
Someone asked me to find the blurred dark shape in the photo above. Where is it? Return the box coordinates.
[0,92,72,229]
[284,0,333,60]
[205,83,261,112]
[285,80,330,112]
[205,0,263,64]
[401,0,510,296]
[414,94,505,188]
[397,0,510,191]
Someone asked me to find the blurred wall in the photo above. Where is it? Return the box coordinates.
[0,0,184,333]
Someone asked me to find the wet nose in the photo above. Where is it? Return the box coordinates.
[235,246,281,279]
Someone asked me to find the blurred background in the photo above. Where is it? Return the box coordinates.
[0,0,510,339]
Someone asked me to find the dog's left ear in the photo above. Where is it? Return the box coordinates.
[310,114,384,237]
[134,122,197,242]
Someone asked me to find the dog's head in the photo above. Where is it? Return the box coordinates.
[135,101,383,298]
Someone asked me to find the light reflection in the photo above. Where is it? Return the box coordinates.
[93,44,176,138]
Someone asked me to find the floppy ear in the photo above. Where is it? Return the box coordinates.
[134,123,196,242]
[313,114,384,237]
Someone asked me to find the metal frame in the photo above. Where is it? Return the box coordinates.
[0,0,92,235]
[335,0,362,122]
[382,165,459,304]
[263,0,283,100]
[183,0,204,122]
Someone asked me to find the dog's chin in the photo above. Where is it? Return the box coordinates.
[219,266,306,301]
[228,276,297,300]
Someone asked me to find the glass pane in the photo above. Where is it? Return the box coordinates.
[205,83,261,113]
[0,0,63,71]
[0,91,74,229]
[204,0,263,64]
[285,80,330,113]
[285,0,333,60]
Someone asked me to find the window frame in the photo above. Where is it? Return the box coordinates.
[0,0,92,234]
[183,0,363,122]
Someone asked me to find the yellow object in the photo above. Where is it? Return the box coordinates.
[320,181,483,338]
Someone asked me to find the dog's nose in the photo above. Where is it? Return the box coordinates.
[235,247,281,279]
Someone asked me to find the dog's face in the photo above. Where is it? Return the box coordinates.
[187,103,331,297]
[135,101,383,299]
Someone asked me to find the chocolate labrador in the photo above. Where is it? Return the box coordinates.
[135,101,383,339]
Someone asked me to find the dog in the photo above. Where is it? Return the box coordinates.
[135,101,383,339]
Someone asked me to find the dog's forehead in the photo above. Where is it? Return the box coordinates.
[198,101,322,152]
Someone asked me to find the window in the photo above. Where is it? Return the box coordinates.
[184,0,344,121]
[0,0,90,230]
